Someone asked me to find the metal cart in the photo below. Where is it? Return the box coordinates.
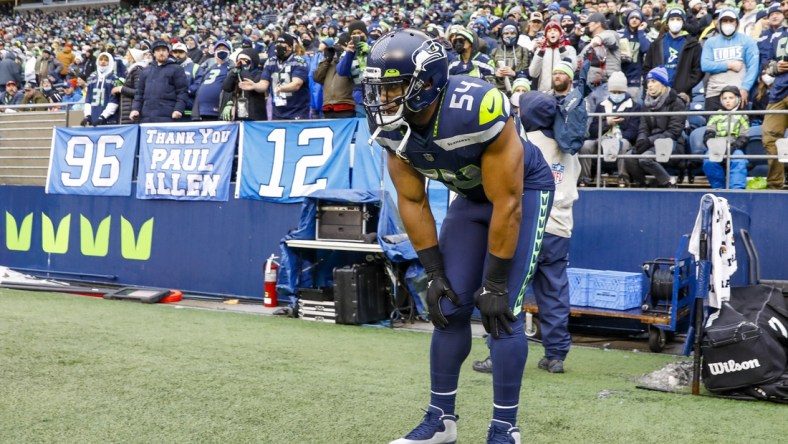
[524,235,697,353]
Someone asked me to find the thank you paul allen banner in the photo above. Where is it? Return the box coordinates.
[46,125,139,196]
[136,122,238,201]
[236,119,355,203]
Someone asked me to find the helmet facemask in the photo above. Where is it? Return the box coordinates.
[363,72,414,131]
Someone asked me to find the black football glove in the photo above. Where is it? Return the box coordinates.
[417,246,459,329]
[475,280,516,339]
[80,116,91,127]
[426,271,459,329]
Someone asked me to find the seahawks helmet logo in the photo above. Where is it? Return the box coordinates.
[412,39,446,72]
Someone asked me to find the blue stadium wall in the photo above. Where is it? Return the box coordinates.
[0,185,785,298]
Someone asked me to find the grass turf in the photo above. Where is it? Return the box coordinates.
[0,288,784,443]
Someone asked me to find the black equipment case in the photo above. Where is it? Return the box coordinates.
[332,264,389,325]
[316,203,379,242]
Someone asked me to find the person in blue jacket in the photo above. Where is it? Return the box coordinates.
[618,9,650,100]
[130,40,189,124]
[700,8,760,111]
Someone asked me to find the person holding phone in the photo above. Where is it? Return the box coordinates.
[220,48,267,121]
[336,20,370,117]
[529,21,578,92]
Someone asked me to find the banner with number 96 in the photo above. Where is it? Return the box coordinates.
[46,125,139,196]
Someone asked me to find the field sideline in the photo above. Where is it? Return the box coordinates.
[0,289,783,443]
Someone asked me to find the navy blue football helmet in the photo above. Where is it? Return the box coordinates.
[362,29,449,130]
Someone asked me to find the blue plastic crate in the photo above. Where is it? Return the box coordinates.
[567,268,593,307]
[586,270,643,310]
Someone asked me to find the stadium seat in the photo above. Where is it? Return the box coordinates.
[746,125,767,177]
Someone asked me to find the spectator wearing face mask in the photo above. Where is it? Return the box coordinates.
[220,48,266,121]
[529,21,578,92]
[701,8,760,111]
[642,7,702,98]
[579,71,641,187]
[490,20,530,93]
[448,28,496,79]
[240,33,310,120]
[193,40,233,121]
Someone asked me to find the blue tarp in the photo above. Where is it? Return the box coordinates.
[277,189,418,307]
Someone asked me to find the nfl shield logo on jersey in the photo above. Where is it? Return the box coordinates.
[423,154,434,162]
[551,163,564,185]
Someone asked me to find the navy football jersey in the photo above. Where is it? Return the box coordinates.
[261,54,310,120]
[372,76,555,202]
[85,72,119,123]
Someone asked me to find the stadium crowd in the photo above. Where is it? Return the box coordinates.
[0,0,786,189]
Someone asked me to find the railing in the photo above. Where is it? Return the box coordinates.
[2,104,788,190]
[584,109,788,190]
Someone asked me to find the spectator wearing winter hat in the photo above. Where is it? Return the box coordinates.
[701,8,759,111]
[130,40,189,123]
[116,48,150,124]
[685,0,714,37]
[626,66,687,188]
[448,28,496,80]
[169,43,202,121]
[220,48,267,122]
[530,21,578,92]
[194,40,233,121]
[642,8,703,99]
[336,20,370,117]
[490,19,530,93]
[511,77,532,94]
[314,34,355,119]
[756,4,786,70]
[240,32,310,120]
[579,71,641,187]
[185,35,204,65]
[578,12,622,113]
[617,9,650,100]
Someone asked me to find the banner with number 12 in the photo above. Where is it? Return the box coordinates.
[235,119,355,203]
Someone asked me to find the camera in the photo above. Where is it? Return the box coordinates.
[536,31,545,39]
[352,35,361,45]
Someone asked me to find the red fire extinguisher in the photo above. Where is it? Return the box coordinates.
[264,254,279,307]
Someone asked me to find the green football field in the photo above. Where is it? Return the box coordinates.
[0,289,783,443]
